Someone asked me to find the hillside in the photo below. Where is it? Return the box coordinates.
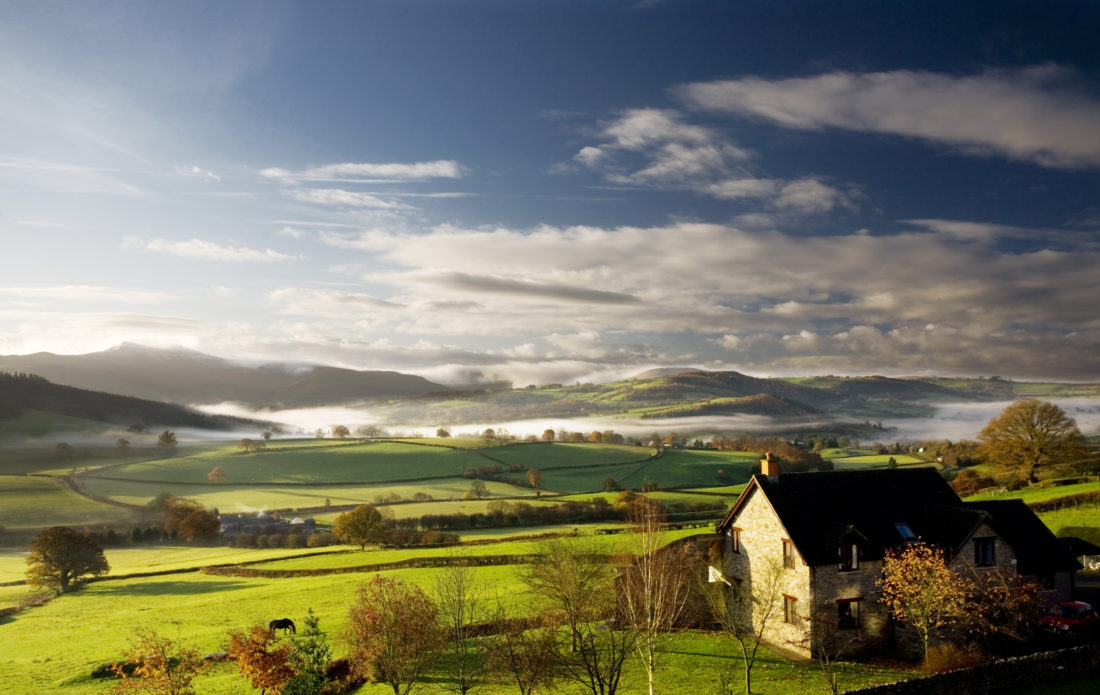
[372,370,1100,427]
[0,343,447,407]
[0,372,267,434]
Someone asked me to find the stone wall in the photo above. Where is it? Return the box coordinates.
[847,643,1100,695]
[719,485,812,656]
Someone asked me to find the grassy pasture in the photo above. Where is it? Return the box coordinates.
[79,476,535,511]
[245,527,704,572]
[618,449,759,490]
[486,442,654,469]
[0,564,530,694]
[0,545,350,585]
[92,440,491,484]
[1036,507,1100,536]
[962,480,1100,503]
[0,475,136,530]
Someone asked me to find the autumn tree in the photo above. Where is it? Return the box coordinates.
[26,526,109,593]
[619,502,699,695]
[527,469,543,496]
[238,438,266,453]
[346,576,442,695]
[437,428,451,438]
[978,400,1088,483]
[878,542,968,664]
[331,424,351,439]
[112,628,207,695]
[208,466,226,483]
[227,624,294,694]
[525,538,635,695]
[333,504,387,550]
[177,509,221,542]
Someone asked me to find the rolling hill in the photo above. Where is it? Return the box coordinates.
[0,372,267,434]
[0,343,447,408]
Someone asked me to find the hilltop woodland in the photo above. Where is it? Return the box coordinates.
[0,395,1098,694]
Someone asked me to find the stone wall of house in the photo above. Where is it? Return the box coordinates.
[720,486,813,656]
[810,557,893,656]
[950,522,1017,575]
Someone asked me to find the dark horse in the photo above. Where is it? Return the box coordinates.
[269,618,296,635]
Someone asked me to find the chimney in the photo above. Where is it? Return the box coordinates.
[761,452,780,481]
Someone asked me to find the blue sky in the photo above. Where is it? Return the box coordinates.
[1,0,1098,387]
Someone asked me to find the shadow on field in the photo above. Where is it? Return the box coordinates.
[88,579,251,596]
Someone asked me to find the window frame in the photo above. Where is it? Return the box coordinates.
[783,594,797,624]
[838,542,859,572]
[973,537,996,567]
[730,526,741,553]
[837,598,861,630]
[782,539,795,569]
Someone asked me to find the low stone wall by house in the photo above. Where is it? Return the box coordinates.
[848,643,1100,695]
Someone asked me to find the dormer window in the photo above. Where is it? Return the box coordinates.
[838,542,859,572]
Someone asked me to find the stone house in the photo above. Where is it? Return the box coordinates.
[710,457,1079,658]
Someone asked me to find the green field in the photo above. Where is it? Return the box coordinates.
[0,476,137,530]
[91,441,492,484]
[963,480,1100,503]
[487,442,654,468]
[79,476,535,511]
[618,449,760,489]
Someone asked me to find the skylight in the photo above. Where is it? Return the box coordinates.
[894,522,916,540]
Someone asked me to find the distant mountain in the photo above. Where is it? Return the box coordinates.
[0,343,447,408]
[0,372,267,432]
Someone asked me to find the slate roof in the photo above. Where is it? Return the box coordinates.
[718,468,1078,575]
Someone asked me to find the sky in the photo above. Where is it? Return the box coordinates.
[1,0,1099,387]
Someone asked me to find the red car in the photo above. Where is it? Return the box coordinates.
[1041,601,1097,633]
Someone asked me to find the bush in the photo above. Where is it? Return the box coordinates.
[923,644,985,674]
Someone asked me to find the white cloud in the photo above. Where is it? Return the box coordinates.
[261,160,464,182]
[286,188,413,210]
[678,65,1100,169]
[573,109,851,212]
[269,288,401,317]
[125,237,298,262]
[0,285,175,303]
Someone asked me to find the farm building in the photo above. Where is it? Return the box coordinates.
[709,456,1079,658]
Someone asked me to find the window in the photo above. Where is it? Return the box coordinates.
[783,595,797,624]
[894,522,916,541]
[730,527,741,553]
[782,539,794,569]
[838,542,859,572]
[974,537,996,567]
[837,599,861,629]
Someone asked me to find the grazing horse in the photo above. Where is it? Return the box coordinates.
[269,618,296,635]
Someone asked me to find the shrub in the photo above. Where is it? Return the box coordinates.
[922,644,985,674]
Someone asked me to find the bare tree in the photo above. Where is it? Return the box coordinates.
[524,539,635,695]
[618,501,698,695]
[434,560,487,695]
[489,613,559,695]
[702,556,785,695]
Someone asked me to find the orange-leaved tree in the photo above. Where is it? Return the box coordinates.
[879,542,968,663]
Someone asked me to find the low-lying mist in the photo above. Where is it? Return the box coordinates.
[192,398,1100,444]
